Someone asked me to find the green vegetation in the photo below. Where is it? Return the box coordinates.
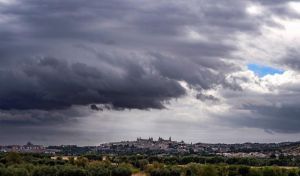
[111,154,300,167]
[0,152,300,176]
[144,163,300,176]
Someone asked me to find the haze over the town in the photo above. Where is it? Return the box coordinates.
[1,0,300,145]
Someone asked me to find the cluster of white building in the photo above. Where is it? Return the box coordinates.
[0,142,59,154]
[220,152,268,158]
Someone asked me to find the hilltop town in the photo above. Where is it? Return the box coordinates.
[96,137,300,158]
[1,137,300,158]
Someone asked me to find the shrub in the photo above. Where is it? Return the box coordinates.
[149,168,170,176]
[111,167,132,176]
[57,166,88,176]
[32,166,57,176]
[238,166,250,176]
[169,166,181,176]
[202,165,218,176]
[249,168,262,176]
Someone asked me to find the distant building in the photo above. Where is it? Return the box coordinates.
[0,142,55,154]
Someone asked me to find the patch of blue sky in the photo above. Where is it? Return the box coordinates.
[247,63,284,77]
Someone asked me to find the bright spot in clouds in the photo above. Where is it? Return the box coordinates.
[185,27,207,42]
[246,4,263,15]
[289,2,300,14]
[0,0,16,4]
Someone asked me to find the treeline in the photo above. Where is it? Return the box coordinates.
[111,155,300,167]
[0,164,132,176]
[0,152,300,176]
[146,163,300,176]
[0,152,133,176]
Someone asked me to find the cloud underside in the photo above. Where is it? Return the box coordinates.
[0,0,300,136]
[0,57,186,110]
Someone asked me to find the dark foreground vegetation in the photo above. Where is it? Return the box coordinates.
[0,152,300,176]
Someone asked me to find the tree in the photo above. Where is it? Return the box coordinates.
[136,159,149,170]
[69,157,75,165]
[238,166,250,176]
[9,167,29,176]
[111,167,132,176]
[288,170,299,176]
[57,166,88,176]
[87,167,110,176]
[262,167,280,176]
[149,168,170,176]
[249,168,263,176]
[185,163,203,176]
[5,152,22,165]
[75,157,89,167]
[0,168,16,176]
[228,165,239,176]
[170,166,181,176]
[202,165,218,176]
[32,166,57,176]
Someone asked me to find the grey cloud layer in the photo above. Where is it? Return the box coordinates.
[0,0,261,111]
[0,0,300,140]
[218,71,300,133]
[280,49,300,71]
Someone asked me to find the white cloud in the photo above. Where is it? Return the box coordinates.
[0,0,16,4]
[288,1,300,14]
[246,4,264,16]
[184,27,208,42]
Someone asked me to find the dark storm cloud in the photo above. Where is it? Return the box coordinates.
[0,57,185,110]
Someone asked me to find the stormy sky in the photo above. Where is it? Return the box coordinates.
[1,0,300,145]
